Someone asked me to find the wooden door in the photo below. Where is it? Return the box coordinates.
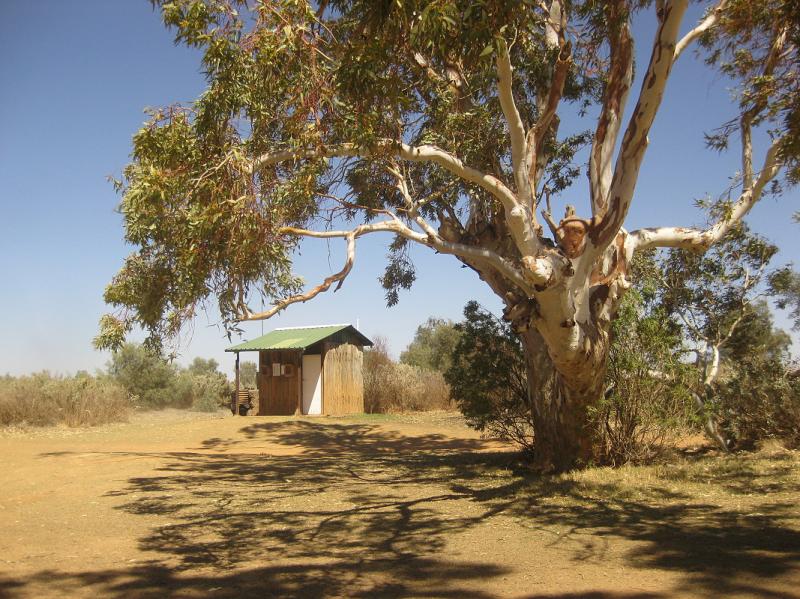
[259,350,301,415]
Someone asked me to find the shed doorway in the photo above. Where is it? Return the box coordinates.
[302,354,322,415]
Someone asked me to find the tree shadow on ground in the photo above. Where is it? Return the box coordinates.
[15,420,800,598]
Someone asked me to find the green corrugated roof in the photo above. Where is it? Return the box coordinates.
[226,324,353,352]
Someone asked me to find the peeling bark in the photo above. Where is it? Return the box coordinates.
[519,327,608,471]
[589,0,633,214]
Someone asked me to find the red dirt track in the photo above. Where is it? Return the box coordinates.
[1,410,798,598]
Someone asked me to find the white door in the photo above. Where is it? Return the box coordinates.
[301,354,322,415]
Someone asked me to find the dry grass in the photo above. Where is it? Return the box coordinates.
[445,439,800,556]
[548,445,800,508]
[0,372,130,428]
[364,362,453,413]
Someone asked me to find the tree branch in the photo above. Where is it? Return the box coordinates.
[631,139,783,251]
[541,208,560,240]
[740,26,788,189]
[741,116,754,189]
[250,142,519,214]
[496,38,531,205]
[250,140,539,256]
[589,0,689,254]
[412,51,466,95]
[239,214,541,323]
[527,0,570,196]
[673,0,728,63]
[676,309,703,339]
[241,231,357,321]
[387,164,441,239]
[589,0,633,214]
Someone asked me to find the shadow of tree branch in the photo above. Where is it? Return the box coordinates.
[14,420,800,598]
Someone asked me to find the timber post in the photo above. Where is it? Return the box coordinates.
[296,349,302,415]
[235,351,240,416]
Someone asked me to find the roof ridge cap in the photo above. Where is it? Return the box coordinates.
[274,323,351,331]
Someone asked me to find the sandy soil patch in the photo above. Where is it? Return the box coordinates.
[1,410,798,598]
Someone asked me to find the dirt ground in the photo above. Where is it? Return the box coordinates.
[1,410,799,599]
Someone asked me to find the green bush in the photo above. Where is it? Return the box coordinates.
[190,372,229,412]
[0,372,130,428]
[107,343,180,408]
[239,361,258,388]
[445,301,532,451]
[400,318,461,374]
[167,372,195,409]
[595,292,695,465]
[715,357,800,449]
[107,344,229,410]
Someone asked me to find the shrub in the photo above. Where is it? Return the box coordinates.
[596,353,695,465]
[187,357,221,375]
[364,336,393,373]
[166,371,196,409]
[400,318,461,374]
[107,344,229,410]
[107,343,180,408]
[446,301,533,451]
[0,372,130,428]
[363,336,392,413]
[715,357,800,449]
[190,372,229,412]
[592,283,696,465]
[239,361,258,388]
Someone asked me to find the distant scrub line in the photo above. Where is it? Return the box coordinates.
[0,373,130,428]
[5,326,797,466]
[1,345,233,429]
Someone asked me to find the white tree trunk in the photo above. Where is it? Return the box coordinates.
[692,344,729,451]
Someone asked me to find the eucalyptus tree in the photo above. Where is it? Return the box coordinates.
[98,0,799,471]
[770,266,800,331]
[400,317,461,374]
[660,223,782,449]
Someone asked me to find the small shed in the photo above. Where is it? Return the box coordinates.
[226,324,373,416]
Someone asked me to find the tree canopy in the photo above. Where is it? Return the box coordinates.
[98,0,799,470]
[98,0,798,350]
[400,317,461,374]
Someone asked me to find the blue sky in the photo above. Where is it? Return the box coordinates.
[1,1,797,378]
